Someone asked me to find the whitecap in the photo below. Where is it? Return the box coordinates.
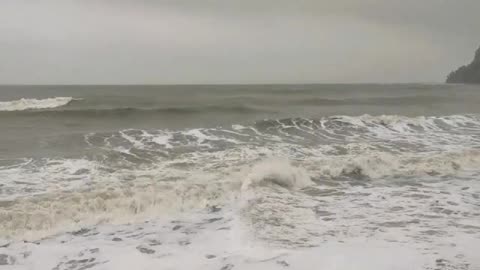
[0,97,79,111]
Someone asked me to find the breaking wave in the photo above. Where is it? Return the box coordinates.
[311,149,480,180]
[241,158,312,190]
[0,157,316,240]
[0,178,235,240]
[2,113,480,240]
[0,97,78,111]
[2,149,480,240]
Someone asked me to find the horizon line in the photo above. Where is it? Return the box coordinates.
[0,82,446,87]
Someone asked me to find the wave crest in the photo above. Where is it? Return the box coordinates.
[0,97,78,111]
[242,158,312,190]
[313,149,480,180]
[0,179,233,240]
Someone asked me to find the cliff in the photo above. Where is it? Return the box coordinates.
[446,46,480,84]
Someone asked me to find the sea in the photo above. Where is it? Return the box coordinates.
[1,84,480,270]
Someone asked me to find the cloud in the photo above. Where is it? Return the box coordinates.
[0,0,478,84]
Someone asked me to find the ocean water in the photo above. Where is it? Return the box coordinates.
[1,84,480,270]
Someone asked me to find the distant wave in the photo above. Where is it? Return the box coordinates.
[251,114,480,133]
[296,95,455,106]
[0,104,266,116]
[0,97,79,111]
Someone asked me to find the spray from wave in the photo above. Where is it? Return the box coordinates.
[0,97,78,111]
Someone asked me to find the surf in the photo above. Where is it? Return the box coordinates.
[0,97,79,111]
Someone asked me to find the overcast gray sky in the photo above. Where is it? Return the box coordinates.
[0,0,479,84]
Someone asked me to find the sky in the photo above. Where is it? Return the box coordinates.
[0,0,479,84]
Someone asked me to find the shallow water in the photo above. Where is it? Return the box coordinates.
[1,84,480,269]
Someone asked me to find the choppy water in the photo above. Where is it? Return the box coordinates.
[1,84,480,270]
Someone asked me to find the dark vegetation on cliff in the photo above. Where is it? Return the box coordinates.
[447,46,480,84]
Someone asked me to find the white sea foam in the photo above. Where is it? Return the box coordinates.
[0,162,238,240]
[308,148,480,179]
[3,179,479,270]
[241,158,312,190]
[2,114,480,269]
[3,140,480,239]
[0,97,77,111]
